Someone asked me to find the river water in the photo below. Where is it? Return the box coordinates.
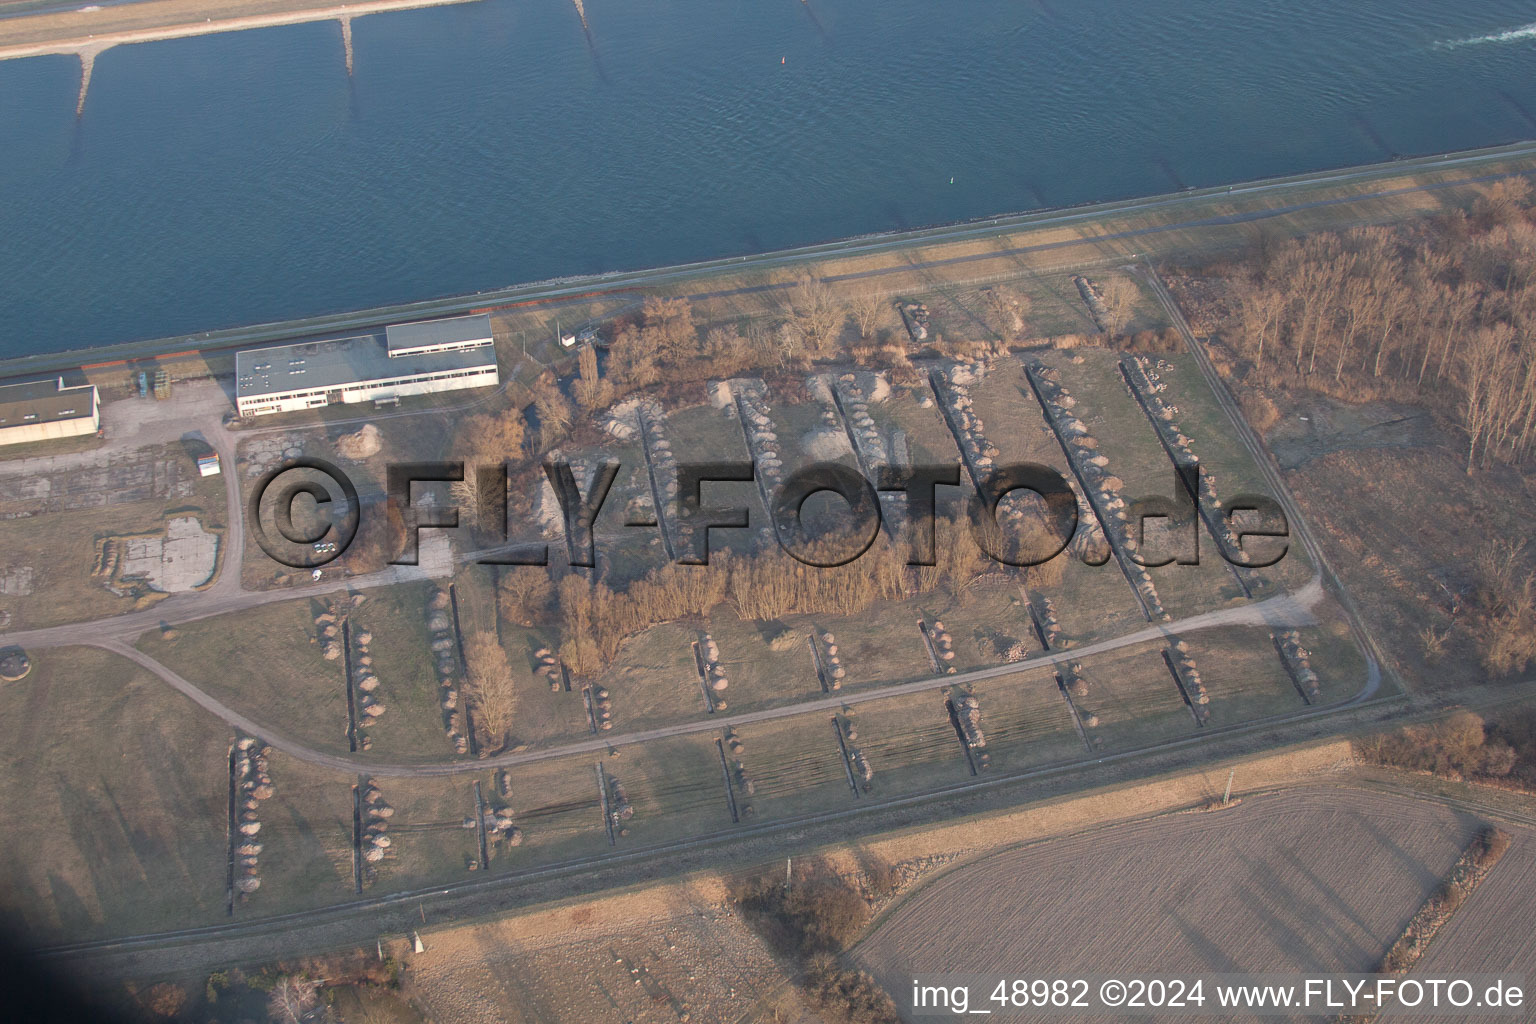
[2,0,1535,356]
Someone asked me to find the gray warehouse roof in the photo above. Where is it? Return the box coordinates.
[236,334,497,400]
[385,313,494,355]
[0,377,96,429]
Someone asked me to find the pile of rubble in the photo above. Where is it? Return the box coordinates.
[352,627,383,750]
[607,774,634,836]
[832,373,889,470]
[817,630,846,690]
[733,381,787,544]
[1123,357,1248,561]
[1166,639,1211,723]
[1073,275,1111,333]
[360,779,394,868]
[335,423,381,461]
[698,632,729,711]
[1274,629,1321,702]
[480,803,523,856]
[428,589,470,754]
[993,634,1032,663]
[898,301,931,343]
[723,728,756,818]
[1029,364,1167,621]
[233,738,276,896]
[1060,660,1090,702]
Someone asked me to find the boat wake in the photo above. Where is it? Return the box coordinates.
[1437,21,1536,49]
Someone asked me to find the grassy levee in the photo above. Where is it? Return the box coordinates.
[247,751,354,916]
[1183,628,1309,724]
[846,690,972,797]
[0,646,229,941]
[493,754,607,869]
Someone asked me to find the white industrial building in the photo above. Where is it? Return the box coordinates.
[235,313,499,417]
[0,377,100,447]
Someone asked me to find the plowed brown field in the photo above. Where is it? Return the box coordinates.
[855,789,1518,1021]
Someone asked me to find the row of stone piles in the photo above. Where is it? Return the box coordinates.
[1123,356,1247,558]
[898,300,931,343]
[589,685,615,730]
[359,779,394,868]
[930,362,1003,482]
[314,599,353,662]
[1029,363,1168,621]
[722,727,757,819]
[532,645,560,690]
[838,715,874,790]
[1274,629,1322,702]
[698,632,730,711]
[832,372,890,469]
[1166,638,1211,724]
[352,626,384,749]
[925,618,958,674]
[233,738,275,896]
[1036,594,1067,649]
[954,691,990,769]
[427,588,470,755]
[817,630,846,689]
[732,380,787,546]
[1073,275,1112,332]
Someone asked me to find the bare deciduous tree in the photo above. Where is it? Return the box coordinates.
[848,288,890,339]
[787,275,845,356]
[266,975,320,1024]
[1098,277,1140,337]
[464,631,518,749]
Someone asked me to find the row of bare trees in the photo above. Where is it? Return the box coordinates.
[1220,181,1536,470]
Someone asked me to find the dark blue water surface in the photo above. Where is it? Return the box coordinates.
[2,0,1536,355]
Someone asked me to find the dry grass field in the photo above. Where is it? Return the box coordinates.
[138,597,352,756]
[854,788,1499,1016]
[0,646,229,941]
[405,878,811,1024]
[349,579,462,759]
[1282,441,1533,692]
